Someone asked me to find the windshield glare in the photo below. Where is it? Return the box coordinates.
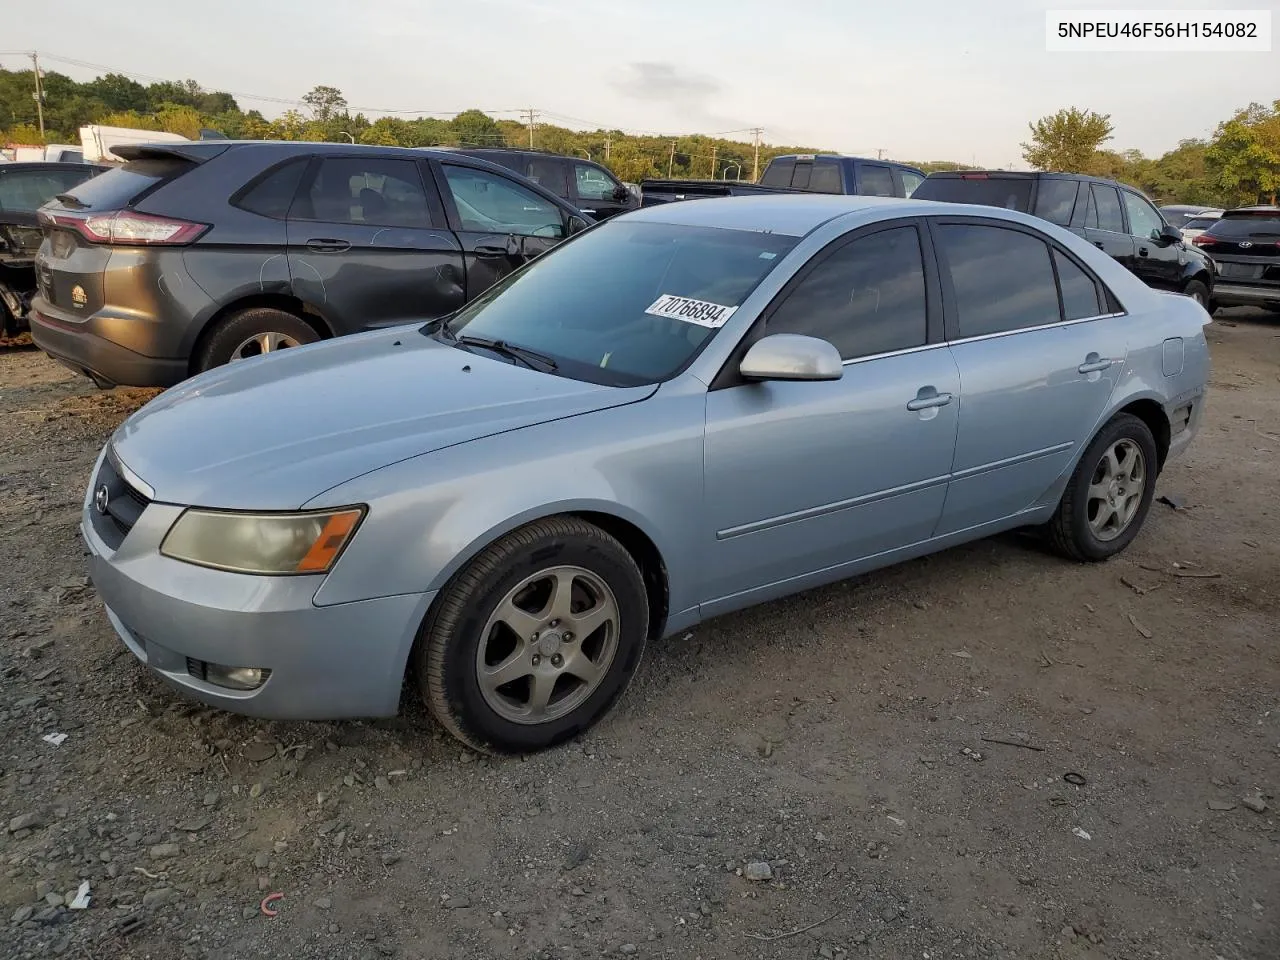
[441,221,798,385]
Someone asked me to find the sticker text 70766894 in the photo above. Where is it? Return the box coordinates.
[644,294,739,329]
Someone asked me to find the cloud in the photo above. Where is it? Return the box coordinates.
[612,62,722,104]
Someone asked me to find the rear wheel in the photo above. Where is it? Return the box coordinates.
[1048,413,1159,562]
[417,517,649,754]
[196,307,319,372]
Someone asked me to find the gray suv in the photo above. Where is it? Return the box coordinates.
[30,141,590,388]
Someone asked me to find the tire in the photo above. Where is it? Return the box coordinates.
[1182,279,1210,311]
[196,307,319,372]
[1048,413,1159,562]
[418,517,649,754]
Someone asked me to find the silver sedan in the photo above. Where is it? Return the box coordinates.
[82,195,1210,753]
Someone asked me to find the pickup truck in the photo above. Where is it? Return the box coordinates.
[640,154,927,207]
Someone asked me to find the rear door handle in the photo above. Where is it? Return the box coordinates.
[1093,241,1104,249]
[906,390,953,411]
[306,239,350,252]
[1078,357,1114,374]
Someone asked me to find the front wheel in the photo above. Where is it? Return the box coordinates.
[417,517,649,754]
[1048,413,1159,562]
[1182,279,1210,311]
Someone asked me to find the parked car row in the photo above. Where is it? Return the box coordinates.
[81,192,1210,752]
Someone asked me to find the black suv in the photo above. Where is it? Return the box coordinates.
[29,141,591,388]
[912,171,1216,308]
[1,161,108,334]
[1190,206,1280,312]
[444,148,639,221]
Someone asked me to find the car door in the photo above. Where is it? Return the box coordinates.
[701,221,959,607]
[1122,188,1181,291]
[431,161,569,300]
[1079,182,1136,269]
[930,218,1129,534]
[570,160,630,219]
[285,155,465,335]
[855,163,897,197]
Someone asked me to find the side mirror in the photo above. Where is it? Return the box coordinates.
[567,214,590,235]
[1158,224,1183,244]
[612,185,630,202]
[739,334,843,382]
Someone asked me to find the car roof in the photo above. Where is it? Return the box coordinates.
[772,153,924,172]
[623,194,1027,237]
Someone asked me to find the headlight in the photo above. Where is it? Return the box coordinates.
[160,508,365,575]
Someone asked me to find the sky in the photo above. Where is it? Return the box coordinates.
[6,0,1278,166]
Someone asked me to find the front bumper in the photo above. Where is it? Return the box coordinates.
[81,466,433,720]
[29,297,187,388]
[1211,283,1280,309]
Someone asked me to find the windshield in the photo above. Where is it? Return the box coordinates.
[437,220,799,385]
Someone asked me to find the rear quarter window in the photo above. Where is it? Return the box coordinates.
[233,158,308,218]
[62,157,193,209]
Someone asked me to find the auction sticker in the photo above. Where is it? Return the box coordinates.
[644,294,738,328]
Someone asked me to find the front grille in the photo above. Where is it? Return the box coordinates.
[90,452,153,550]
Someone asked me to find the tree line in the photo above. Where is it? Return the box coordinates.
[2,67,1276,206]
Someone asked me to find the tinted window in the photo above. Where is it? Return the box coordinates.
[0,168,101,213]
[938,223,1060,338]
[1204,213,1280,238]
[573,162,618,201]
[235,158,307,218]
[442,165,564,237]
[444,221,797,385]
[527,158,569,196]
[59,158,191,210]
[1122,191,1164,240]
[809,161,843,194]
[295,158,432,228]
[1181,216,1219,231]
[901,170,924,197]
[768,226,927,359]
[1033,179,1079,225]
[760,158,794,188]
[1054,249,1103,320]
[790,162,812,190]
[1090,184,1125,233]
[858,165,895,197]
[912,176,1033,211]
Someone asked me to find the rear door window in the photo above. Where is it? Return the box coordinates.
[294,157,434,228]
[858,165,895,197]
[1032,179,1080,225]
[809,160,843,194]
[57,157,192,209]
[527,158,569,197]
[1088,184,1125,233]
[760,159,795,188]
[937,222,1061,338]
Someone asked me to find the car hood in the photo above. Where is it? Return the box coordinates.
[110,327,656,509]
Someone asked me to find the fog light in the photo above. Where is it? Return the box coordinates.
[204,663,270,691]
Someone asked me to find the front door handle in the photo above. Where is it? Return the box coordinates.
[474,244,511,258]
[306,238,351,252]
[906,389,953,411]
[1093,241,1104,249]
[1078,356,1114,374]
[1137,246,1149,257]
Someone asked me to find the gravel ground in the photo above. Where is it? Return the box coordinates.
[1,311,1277,960]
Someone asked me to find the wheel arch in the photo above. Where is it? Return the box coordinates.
[1112,397,1171,471]
[185,293,335,376]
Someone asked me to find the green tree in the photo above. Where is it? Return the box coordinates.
[1206,101,1280,205]
[451,109,504,146]
[301,85,347,123]
[84,73,149,112]
[1021,107,1114,173]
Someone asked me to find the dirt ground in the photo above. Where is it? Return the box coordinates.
[1,311,1277,960]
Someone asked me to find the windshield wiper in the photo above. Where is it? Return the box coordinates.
[456,335,558,372]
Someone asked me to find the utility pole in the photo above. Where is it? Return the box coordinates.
[876,148,885,160]
[604,136,611,161]
[710,144,717,179]
[750,128,763,182]
[30,51,45,139]
[668,140,676,179]
[521,109,538,148]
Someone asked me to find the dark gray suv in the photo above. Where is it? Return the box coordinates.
[30,141,591,388]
